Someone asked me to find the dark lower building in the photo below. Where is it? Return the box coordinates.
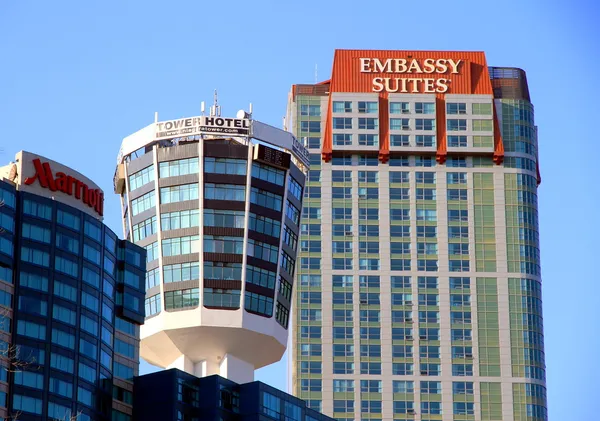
[134,369,334,421]
[0,151,146,420]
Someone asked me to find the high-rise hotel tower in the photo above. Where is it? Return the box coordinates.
[287,50,546,421]
[114,109,309,384]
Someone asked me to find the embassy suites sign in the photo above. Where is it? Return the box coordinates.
[359,57,463,93]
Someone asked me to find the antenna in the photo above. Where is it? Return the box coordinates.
[210,89,221,117]
[201,102,206,115]
[249,103,253,117]
[154,112,159,123]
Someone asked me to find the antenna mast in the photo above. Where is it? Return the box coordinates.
[210,89,221,117]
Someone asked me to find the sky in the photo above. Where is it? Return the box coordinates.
[1,0,598,418]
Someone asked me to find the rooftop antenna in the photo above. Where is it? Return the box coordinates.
[154,112,158,123]
[201,101,206,116]
[249,103,253,118]
[210,89,221,117]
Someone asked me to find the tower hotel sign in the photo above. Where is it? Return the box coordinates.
[359,57,463,93]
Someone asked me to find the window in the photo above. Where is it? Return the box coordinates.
[17,320,45,339]
[52,329,75,349]
[131,191,155,216]
[145,294,161,316]
[472,103,492,115]
[159,157,199,177]
[275,303,289,328]
[14,371,44,390]
[22,222,51,244]
[447,119,467,131]
[390,118,410,130]
[114,362,134,379]
[420,345,440,358]
[245,292,273,317]
[452,363,473,376]
[420,363,441,375]
[204,261,241,281]
[162,210,199,231]
[306,137,320,149]
[453,382,474,395]
[415,102,435,114]
[160,184,199,204]
[358,134,378,146]
[416,188,436,200]
[473,119,493,131]
[392,363,413,375]
[165,288,199,310]
[19,295,46,316]
[51,353,74,373]
[80,315,98,335]
[393,381,414,393]
[0,188,16,209]
[333,101,352,113]
[448,135,467,147]
[390,102,410,114]
[282,226,297,250]
[203,288,240,308]
[333,133,352,145]
[163,235,200,256]
[247,240,278,263]
[415,156,435,166]
[300,104,321,116]
[447,102,466,114]
[164,262,200,283]
[12,394,42,414]
[204,157,247,176]
[416,135,435,147]
[358,118,378,130]
[21,246,49,267]
[251,188,282,211]
[305,186,322,198]
[415,119,435,130]
[447,157,467,167]
[300,121,321,133]
[454,402,475,415]
[333,117,352,130]
[205,183,245,201]
[358,101,378,113]
[281,251,296,275]
[128,165,154,190]
[390,134,410,146]
[252,162,285,185]
[81,292,99,312]
[421,401,442,415]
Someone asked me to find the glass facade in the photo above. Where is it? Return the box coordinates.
[0,180,145,421]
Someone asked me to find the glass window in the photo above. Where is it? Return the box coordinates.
[131,191,155,216]
[358,101,378,113]
[245,291,273,317]
[0,188,16,209]
[79,362,97,383]
[162,236,200,256]
[332,101,352,113]
[22,222,51,243]
[358,118,378,130]
[21,246,50,267]
[415,102,435,114]
[12,394,42,414]
[333,117,352,130]
[55,255,78,278]
[205,183,245,201]
[333,133,352,145]
[145,294,161,316]
[390,134,409,146]
[203,262,241,281]
[19,295,46,316]
[165,288,199,310]
[49,377,73,398]
[23,200,51,219]
[447,103,466,114]
[203,288,240,309]
[390,118,410,130]
[160,184,199,204]
[447,119,467,131]
[415,119,435,130]
[159,158,199,177]
[56,231,79,254]
[205,157,247,175]
[51,353,74,373]
[390,102,410,114]
[250,188,282,211]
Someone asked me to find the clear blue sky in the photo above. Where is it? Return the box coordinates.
[1,0,597,418]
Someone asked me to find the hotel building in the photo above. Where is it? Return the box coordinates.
[287,50,546,421]
[0,151,145,420]
[114,110,309,384]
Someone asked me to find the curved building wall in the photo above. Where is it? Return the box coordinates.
[117,134,306,383]
[0,175,145,421]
